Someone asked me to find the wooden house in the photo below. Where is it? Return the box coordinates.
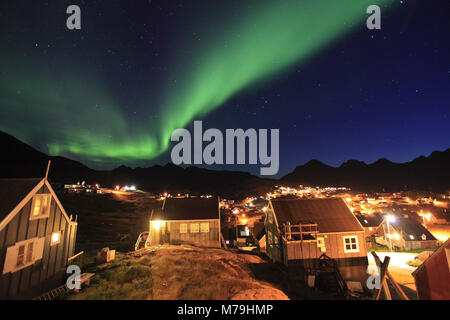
[0,178,78,299]
[265,198,368,277]
[147,197,221,248]
[412,238,450,299]
[374,217,438,250]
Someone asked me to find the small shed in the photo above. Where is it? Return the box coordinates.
[412,238,450,299]
[375,217,438,250]
[0,178,78,299]
[265,198,367,271]
[148,197,221,248]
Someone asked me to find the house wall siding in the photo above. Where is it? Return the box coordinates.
[0,185,77,299]
[284,232,367,263]
[414,246,450,299]
[149,220,220,248]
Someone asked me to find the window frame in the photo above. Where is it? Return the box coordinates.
[3,237,44,274]
[180,223,187,234]
[343,235,359,253]
[200,222,210,233]
[190,223,200,233]
[29,194,52,220]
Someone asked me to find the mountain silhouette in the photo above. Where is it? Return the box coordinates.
[0,130,448,197]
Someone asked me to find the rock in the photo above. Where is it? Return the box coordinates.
[417,251,434,261]
[231,287,289,300]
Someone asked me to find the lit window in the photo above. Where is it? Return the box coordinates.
[317,237,325,247]
[200,223,209,233]
[343,236,359,253]
[30,194,51,220]
[190,223,199,233]
[180,224,187,234]
[51,232,61,246]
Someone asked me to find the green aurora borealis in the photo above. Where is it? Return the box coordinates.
[0,0,394,167]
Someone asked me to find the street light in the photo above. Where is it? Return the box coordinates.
[385,215,396,251]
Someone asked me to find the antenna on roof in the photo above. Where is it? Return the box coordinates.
[45,160,51,180]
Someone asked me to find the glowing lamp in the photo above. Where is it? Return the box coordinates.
[152,220,162,231]
[386,215,396,223]
[51,232,60,245]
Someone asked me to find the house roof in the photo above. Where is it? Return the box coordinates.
[389,217,437,241]
[252,221,266,240]
[412,237,450,277]
[270,198,363,233]
[0,178,42,222]
[153,197,219,221]
[356,213,383,228]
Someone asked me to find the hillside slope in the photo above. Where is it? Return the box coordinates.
[66,246,290,300]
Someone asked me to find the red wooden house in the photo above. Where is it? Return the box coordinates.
[412,238,450,300]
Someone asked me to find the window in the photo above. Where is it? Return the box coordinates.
[343,236,359,253]
[3,237,45,274]
[190,223,199,233]
[180,224,187,234]
[30,194,51,220]
[16,245,25,267]
[200,223,209,233]
[51,232,61,246]
[317,237,325,247]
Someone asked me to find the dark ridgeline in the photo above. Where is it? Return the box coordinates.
[282,151,450,193]
[0,130,449,197]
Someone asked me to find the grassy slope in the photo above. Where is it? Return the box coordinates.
[66,245,290,300]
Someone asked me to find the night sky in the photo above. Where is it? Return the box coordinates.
[0,0,449,178]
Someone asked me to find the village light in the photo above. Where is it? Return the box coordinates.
[152,220,162,230]
[386,215,396,223]
[393,233,400,241]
